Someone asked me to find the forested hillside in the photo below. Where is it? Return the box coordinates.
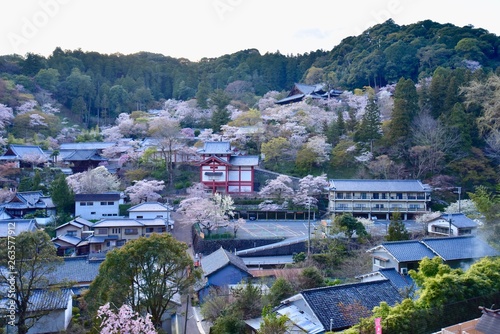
[0,19,499,202]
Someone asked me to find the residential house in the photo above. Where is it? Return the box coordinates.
[51,217,94,256]
[255,280,403,333]
[128,201,174,230]
[0,288,73,334]
[0,218,38,237]
[367,236,500,273]
[88,217,169,253]
[59,142,115,173]
[356,267,415,295]
[0,144,48,168]
[48,256,103,292]
[74,192,123,220]
[196,247,252,303]
[275,83,343,105]
[1,190,56,218]
[328,179,432,220]
[198,141,259,193]
[438,306,500,334]
[426,212,478,236]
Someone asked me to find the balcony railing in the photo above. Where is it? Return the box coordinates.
[333,206,426,212]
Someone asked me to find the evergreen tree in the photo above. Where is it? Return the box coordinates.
[209,89,231,133]
[196,77,212,109]
[387,77,418,144]
[50,174,75,216]
[354,93,382,144]
[386,211,410,241]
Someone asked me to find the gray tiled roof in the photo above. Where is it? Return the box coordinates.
[329,179,429,192]
[49,256,102,284]
[6,288,73,311]
[381,240,437,262]
[301,280,402,331]
[201,247,249,277]
[229,155,259,166]
[198,142,232,155]
[59,142,115,150]
[62,149,107,162]
[422,236,500,261]
[52,235,82,246]
[0,145,47,161]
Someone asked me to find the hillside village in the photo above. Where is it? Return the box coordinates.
[0,19,500,334]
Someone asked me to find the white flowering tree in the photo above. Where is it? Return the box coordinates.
[97,303,156,334]
[125,179,165,204]
[66,166,120,194]
[292,174,329,209]
[258,174,295,208]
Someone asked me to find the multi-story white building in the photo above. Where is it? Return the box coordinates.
[328,179,432,220]
[74,193,123,220]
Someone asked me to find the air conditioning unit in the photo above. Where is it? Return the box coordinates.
[400,268,408,275]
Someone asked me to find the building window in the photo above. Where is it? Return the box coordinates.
[91,212,96,215]
[125,228,138,235]
[96,228,108,235]
[145,227,154,233]
[136,215,143,219]
[66,230,77,237]
[101,202,108,205]
[112,228,121,234]
[108,201,114,205]
[117,240,126,246]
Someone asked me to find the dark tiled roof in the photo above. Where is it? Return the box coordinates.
[422,236,500,261]
[49,256,102,285]
[59,142,115,150]
[0,145,47,160]
[476,308,500,334]
[378,268,415,291]
[381,240,437,262]
[62,149,107,162]
[27,288,73,311]
[75,193,120,201]
[329,179,430,192]
[201,247,249,277]
[52,235,82,246]
[301,280,402,331]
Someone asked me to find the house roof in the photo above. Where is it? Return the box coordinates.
[374,240,437,262]
[93,219,145,227]
[0,288,74,312]
[62,149,107,162]
[52,234,83,247]
[74,193,121,201]
[49,256,103,285]
[128,202,172,213]
[0,144,47,161]
[59,142,115,151]
[198,142,232,155]
[201,247,249,277]
[300,280,403,331]
[422,236,500,261]
[329,179,430,192]
[432,213,478,229]
[229,155,259,166]
[476,307,500,334]
[378,268,415,291]
[0,219,38,237]
[276,304,323,334]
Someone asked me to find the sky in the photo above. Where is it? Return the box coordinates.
[1,0,500,62]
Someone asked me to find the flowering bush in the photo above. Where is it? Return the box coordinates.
[97,303,157,334]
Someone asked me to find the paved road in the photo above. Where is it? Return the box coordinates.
[171,212,207,334]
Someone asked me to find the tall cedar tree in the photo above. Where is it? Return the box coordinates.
[387,211,410,241]
[354,93,382,144]
[388,77,419,144]
[50,174,75,215]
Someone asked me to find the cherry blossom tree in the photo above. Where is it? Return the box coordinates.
[16,100,37,115]
[0,103,14,130]
[258,175,295,206]
[21,153,47,169]
[29,113,48,128]
[125,179,165,204]
[97,303,156,334]
[66,166,120,194]
[292,174,329,208]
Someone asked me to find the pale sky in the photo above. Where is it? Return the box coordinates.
[1,0,500,62]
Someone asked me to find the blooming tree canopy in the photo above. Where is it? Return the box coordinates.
[125,179,165,204]
[66,166,120,194]
[97,303,156,334]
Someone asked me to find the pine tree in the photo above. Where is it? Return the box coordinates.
[355,93,381,144]
[387,77,418,144]
[387,211,410,241]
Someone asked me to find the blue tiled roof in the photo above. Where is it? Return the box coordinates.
[229,155,259,166]
[439,213,478,228]
[201,247,249,277]
[379,268,415,291]
[423,236,500,261]
[301,280,402,331]
[0,219,38,237]
[382,240,437,262]
[198,142,232,155]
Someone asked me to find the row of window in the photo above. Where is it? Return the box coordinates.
[79,201,116,206]
[96,227,167,235]
[335,204,423,210]
[333,192,427,200]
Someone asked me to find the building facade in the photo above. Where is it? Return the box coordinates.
[198,142,259,194]
[328,179,432,220]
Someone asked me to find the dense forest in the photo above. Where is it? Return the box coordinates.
[0,19,499,202]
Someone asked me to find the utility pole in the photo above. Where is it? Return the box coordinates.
[307,199,311,258]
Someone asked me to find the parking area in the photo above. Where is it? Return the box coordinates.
[237,220,318,239]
